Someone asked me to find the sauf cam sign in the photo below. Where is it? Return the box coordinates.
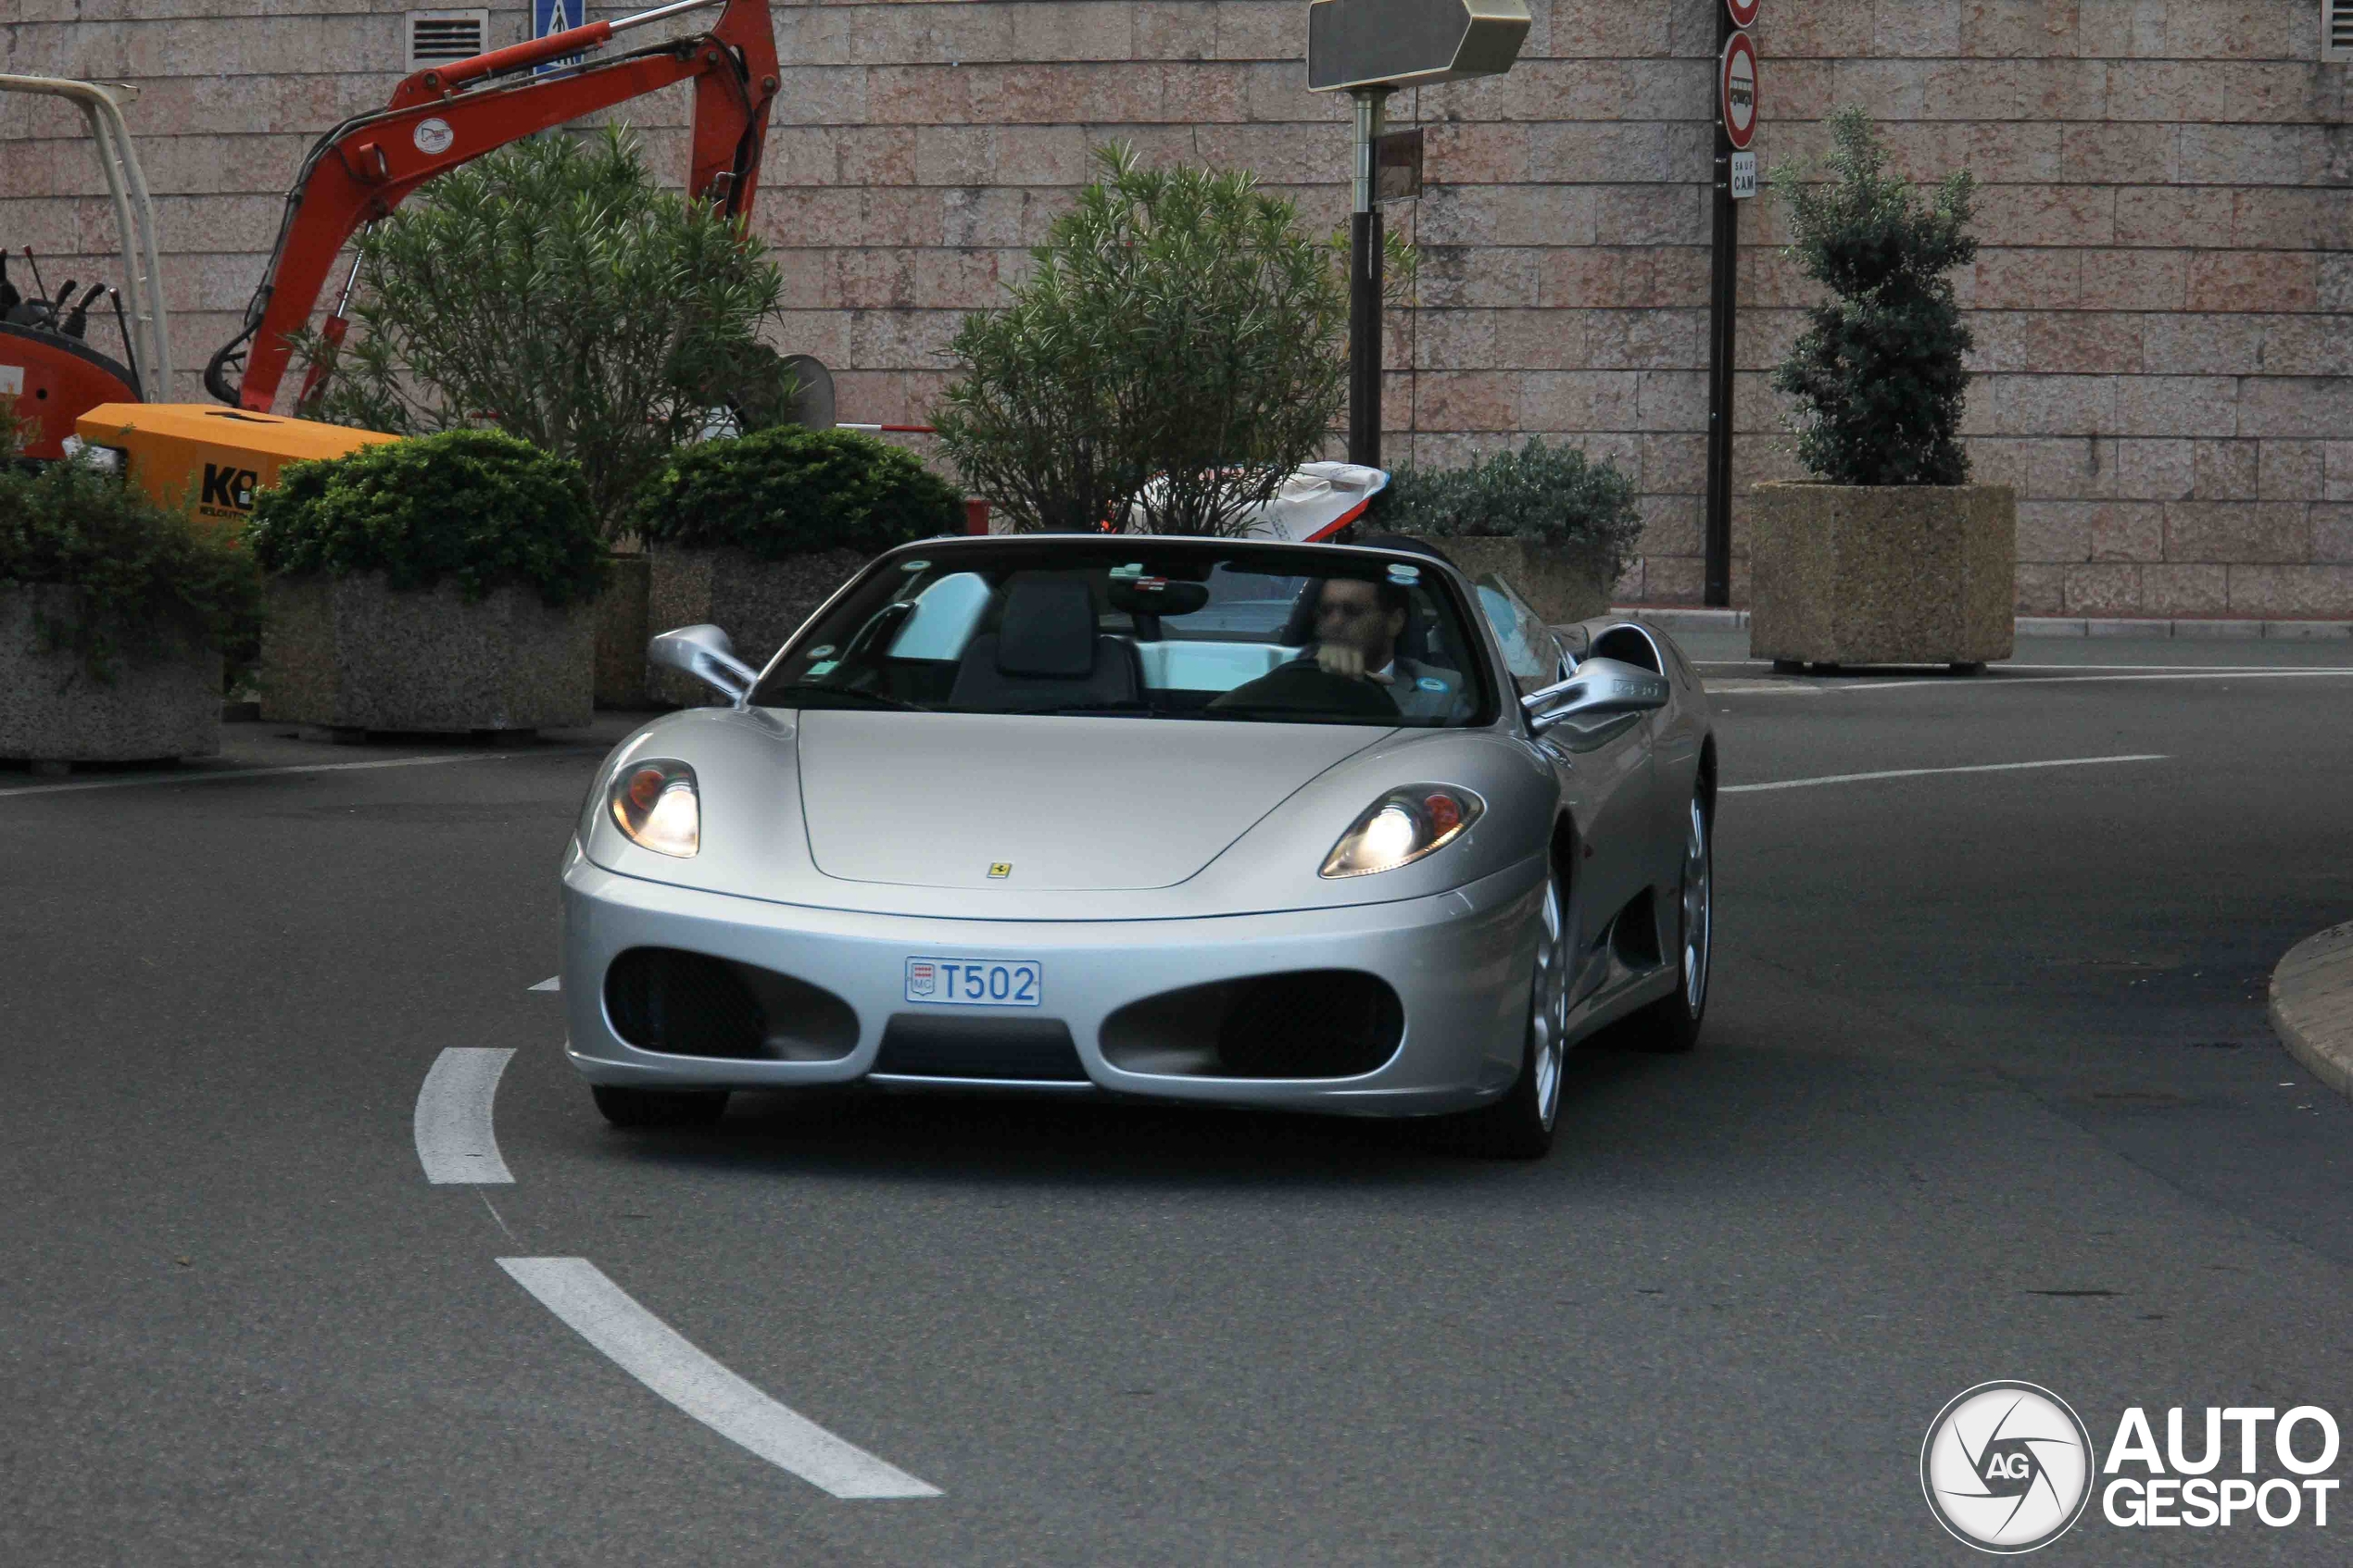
[1729,149,1756,200]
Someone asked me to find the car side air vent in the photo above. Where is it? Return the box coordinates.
[406,9,490,72]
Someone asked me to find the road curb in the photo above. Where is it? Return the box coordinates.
[2269,921,2353,1100]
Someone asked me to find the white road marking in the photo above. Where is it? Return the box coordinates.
[1697,660,2353,674]
[529,976,561,992]
[1723,755,2167,795]
[413,1047,516,1185]
[1835,669,2353,693]
[497,1257,941,1499]
[1705,678,1822,696]
[0,748,593,801]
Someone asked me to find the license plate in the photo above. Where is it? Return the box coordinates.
[904,957,1042,1008]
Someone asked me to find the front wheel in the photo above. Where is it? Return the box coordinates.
[1453,869,1570,1160]
[1627,791,1711,1053]
[591,1085,729,1128]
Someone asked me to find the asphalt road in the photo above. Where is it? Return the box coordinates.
[6,637,2352,1565]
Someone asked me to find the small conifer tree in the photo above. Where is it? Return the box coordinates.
[1770,108,1978,486]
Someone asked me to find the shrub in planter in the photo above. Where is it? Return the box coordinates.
[1372,439,1642,624]
[625,425,961,702]
[1753,107,2013,671]
[245,430,603,733]
[0,442,262,761]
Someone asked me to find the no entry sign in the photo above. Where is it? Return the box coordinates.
[1726,0,1758,26]
[1720,31,1757,149]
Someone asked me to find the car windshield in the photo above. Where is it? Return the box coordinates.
[749,539,1495,727]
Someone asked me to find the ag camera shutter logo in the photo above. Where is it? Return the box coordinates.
[1921,1382,2095,1553]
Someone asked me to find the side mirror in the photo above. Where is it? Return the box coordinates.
[1522,657,1671,734]
[649,624,759,706]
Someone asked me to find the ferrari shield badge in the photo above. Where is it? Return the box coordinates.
[988,862,1013,879]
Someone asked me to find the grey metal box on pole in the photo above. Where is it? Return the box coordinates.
[1307,0,1529,470]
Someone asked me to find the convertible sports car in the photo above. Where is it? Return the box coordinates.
[560,534,1715,1158]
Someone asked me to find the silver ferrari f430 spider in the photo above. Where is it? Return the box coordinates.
[560,533,1715,1158]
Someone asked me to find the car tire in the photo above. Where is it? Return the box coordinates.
[590,1085,730,1128]
[1627,790,1711,1054]
[1453,869,1570,1160]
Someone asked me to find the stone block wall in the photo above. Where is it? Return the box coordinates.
[1741,2,2353,618]
[3,0,2347,614]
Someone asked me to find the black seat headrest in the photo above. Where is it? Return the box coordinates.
[997,579,1099,678]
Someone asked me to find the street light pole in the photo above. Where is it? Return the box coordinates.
[1347,86,1389,469]
[1702,4,1739,608]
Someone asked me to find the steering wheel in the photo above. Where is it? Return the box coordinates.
[1210,658,1403,719]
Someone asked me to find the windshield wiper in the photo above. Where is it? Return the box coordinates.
[761,684,922,711]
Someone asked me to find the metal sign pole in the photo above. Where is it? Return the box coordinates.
[1309,0,1528,470]
[1348,87,1389,469]
[1702,8,1739,608]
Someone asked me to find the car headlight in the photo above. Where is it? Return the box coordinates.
[610,759,699,858]
[1320,785,1484,878]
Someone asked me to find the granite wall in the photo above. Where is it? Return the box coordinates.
[4,0,2346,612]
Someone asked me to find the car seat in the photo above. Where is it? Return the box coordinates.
[948,576,1145,712]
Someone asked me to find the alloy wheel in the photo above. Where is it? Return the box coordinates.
[1530,873,1569,1129]
[1681,797,1712,1016]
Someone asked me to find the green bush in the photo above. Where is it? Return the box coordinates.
[1769,107,1978,486]
[1374,438,1644,577]
[294,125,788,535]
[935,143,1357,537]
[245,430,605,608]
[0,393,31,463]
[0,452,264,683]
[625,425,962,559]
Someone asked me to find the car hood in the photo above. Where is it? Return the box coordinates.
[796,711,1393,891]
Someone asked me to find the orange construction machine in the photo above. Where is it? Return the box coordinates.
[205,0,780,416]
[2,0,778,505]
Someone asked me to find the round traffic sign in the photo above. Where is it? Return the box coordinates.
[1726,0,1758,27]
[1720,31,1757,150]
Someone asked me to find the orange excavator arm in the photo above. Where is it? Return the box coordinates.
[207,0,778,413]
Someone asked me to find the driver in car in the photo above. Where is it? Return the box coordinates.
[1310,577,1463,721]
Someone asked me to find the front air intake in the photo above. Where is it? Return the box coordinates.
[874,1016,1088,1081]
[603,947,858,1060]
[1101,971,1404,1079]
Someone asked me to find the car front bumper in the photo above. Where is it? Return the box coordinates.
[559,844,1544,1117]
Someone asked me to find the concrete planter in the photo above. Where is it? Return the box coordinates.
[259,573,593,734]
[0,584,220,762]
[594,553,651,709]
[1401,535,1612,626]
[1749,483,2017,670]
[646,544,869,706]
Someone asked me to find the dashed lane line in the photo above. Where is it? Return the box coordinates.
[1722,754,2167,796]
[408,1049,937,1496]
[529,976,561,992]
[413,1047,516,1185]
[497,1257,942,1499]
